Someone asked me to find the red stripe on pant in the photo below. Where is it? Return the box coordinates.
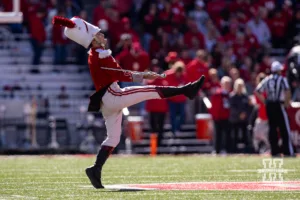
[108,87,157,96]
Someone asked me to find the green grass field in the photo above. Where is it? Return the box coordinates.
[0,155,299,200]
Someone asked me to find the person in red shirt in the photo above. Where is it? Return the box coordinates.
[255,54,271,74]
[244,26,260,54]
[164,61,189,135]
[209,76,232,154]
[165,51,179,69]
[206,0,226,22]
[253,73,270,153]
[180,49,192,65]
[28,9,46,65]
[116,42,150,72]
[117,17,139,43]
[52,9,69,65]
[184,22,205,49]
[232,32,250,62]
[221,23,238,47]
[186,50,209,88]
[116,42,150,114]
[53,16,205,189]
[268,9,288,48]
[206,68,221,96]
[146,65,169,146]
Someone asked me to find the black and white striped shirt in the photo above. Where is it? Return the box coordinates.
[256,74,290,102]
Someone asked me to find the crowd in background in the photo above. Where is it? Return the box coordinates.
[1,0,300,153]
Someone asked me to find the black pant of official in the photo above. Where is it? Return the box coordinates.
[149,112,166,146]
[266,102,294,156]
[214,120,231,154]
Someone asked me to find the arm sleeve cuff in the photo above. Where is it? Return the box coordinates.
[132,73,143,83]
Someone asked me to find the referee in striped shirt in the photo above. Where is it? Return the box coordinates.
[255,61,295,157]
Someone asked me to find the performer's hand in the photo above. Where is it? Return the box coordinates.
[143,72,161,80]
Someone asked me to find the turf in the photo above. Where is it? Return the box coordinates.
[0,155,299,200]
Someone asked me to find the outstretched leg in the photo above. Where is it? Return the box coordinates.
[102,76,206,112]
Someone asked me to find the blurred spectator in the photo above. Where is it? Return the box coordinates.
[115,33,132,55]
[164,51,179,70]
[253,73,270,153]
[282,0,293,22]
[47,0,58,28]
[168,28,184,52]
[98,19,111,49]
[240,56,253,83]
[204,22,219,52]
[116,42,150,72]
[64,0,81,19]
[218,56,231,78]
[255,54,271,74]
[206,68,221,96]
[180,49,192,65]
[246,9,271,47]
[188,0,209,34]
[143,3,159,36]
[52,9,68,65]
[165,61,188,135]
[142,4,157,52]
[211,41,224,68]
[92,0,107,26]
[206,0,226,22]
[158,1,184,33]
[116,42,150,115]
[28,8,46,65]
[186,50,209,84]
[113,0,133,18]
[268,9,288,48]
[221,22,239,47]
[229,67,240,83]
[146,66,169,146]
[229,78,251,153]
[58,86,69,100]
[244,25,260,55]
[209,76,232,154]
[232,32,250,62]
[118,17,139,43]
[184,21,205,50]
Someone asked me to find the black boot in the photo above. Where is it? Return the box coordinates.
[85,145,114,189]
[156,75,205,100]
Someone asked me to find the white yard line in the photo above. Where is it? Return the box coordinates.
[228,169,297,173]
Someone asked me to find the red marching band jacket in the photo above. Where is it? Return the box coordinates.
[208,89,230,121]
[87,47,142,112]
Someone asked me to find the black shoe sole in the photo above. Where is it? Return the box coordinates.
[187,75,206,99]
[85,168,104,189]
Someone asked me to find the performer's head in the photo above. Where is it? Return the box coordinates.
[91,31,107,48]
[52,16,106,49]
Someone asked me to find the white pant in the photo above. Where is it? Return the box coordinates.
[101,82,161,147]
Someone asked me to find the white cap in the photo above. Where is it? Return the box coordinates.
[271,61,283,72]
[64,17,101,48]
